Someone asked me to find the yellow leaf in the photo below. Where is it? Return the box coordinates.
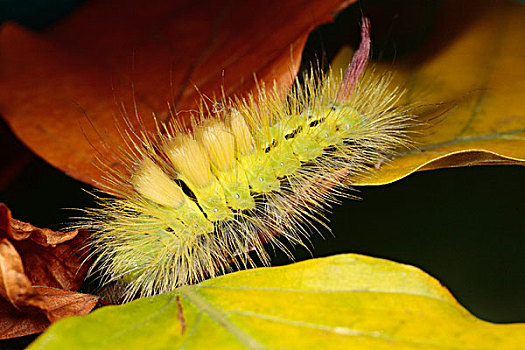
[336,0,525,186]
[28,254,525,349]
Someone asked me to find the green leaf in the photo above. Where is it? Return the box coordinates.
[28,254,525,349]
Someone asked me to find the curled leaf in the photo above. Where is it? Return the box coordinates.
[0,203,97,339]
[2,204,78,246]
[0,238,45,314]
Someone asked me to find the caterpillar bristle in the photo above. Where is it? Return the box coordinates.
[80,18,417,302]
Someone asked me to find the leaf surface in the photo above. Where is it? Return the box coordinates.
[28,254,525,349]
[352,0,525,185]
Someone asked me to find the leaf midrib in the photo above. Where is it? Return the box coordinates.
[179,286,267,350]
[180,286,482,350]
[196,285,453,303]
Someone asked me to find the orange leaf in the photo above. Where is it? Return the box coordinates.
[0,0,354,186]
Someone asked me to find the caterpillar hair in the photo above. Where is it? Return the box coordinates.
[80,18,417,302]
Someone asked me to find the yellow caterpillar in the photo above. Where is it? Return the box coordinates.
[83,18,415,301]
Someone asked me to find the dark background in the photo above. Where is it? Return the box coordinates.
[0,3,523,345]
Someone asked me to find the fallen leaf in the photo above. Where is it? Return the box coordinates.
[0,203,89,290]
[351,0,525,185]
[27,254,525,349]
[0,288,98,340]
[0,299,49,341]
[4,210,78,247]
[0,203,97,339]
[32,287,100,323]
[0,238,45,314]
[0,0,354,186]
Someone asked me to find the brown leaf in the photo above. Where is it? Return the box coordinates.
[0,239,45,314]
[15,238,88,291]
[0,0,355,187]
[3,209,78,247]
[0,299,49,340]
[32,287,99,323]
[0,203,89,290]
[0,204,97,339]
[0,288,98,339]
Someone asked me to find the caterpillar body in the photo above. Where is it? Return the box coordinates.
[84,19,415,301]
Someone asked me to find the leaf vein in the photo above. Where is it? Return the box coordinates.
[180,287,268,350]
[196,285,451,303]
[231,310,475,350]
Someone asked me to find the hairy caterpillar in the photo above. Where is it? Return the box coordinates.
[83,18,415,301]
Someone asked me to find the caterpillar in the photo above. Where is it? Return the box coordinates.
[82,18,416,302]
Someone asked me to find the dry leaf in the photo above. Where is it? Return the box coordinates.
[0,0,354,186]
[0,239,45,314]
[0,203,97,339]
